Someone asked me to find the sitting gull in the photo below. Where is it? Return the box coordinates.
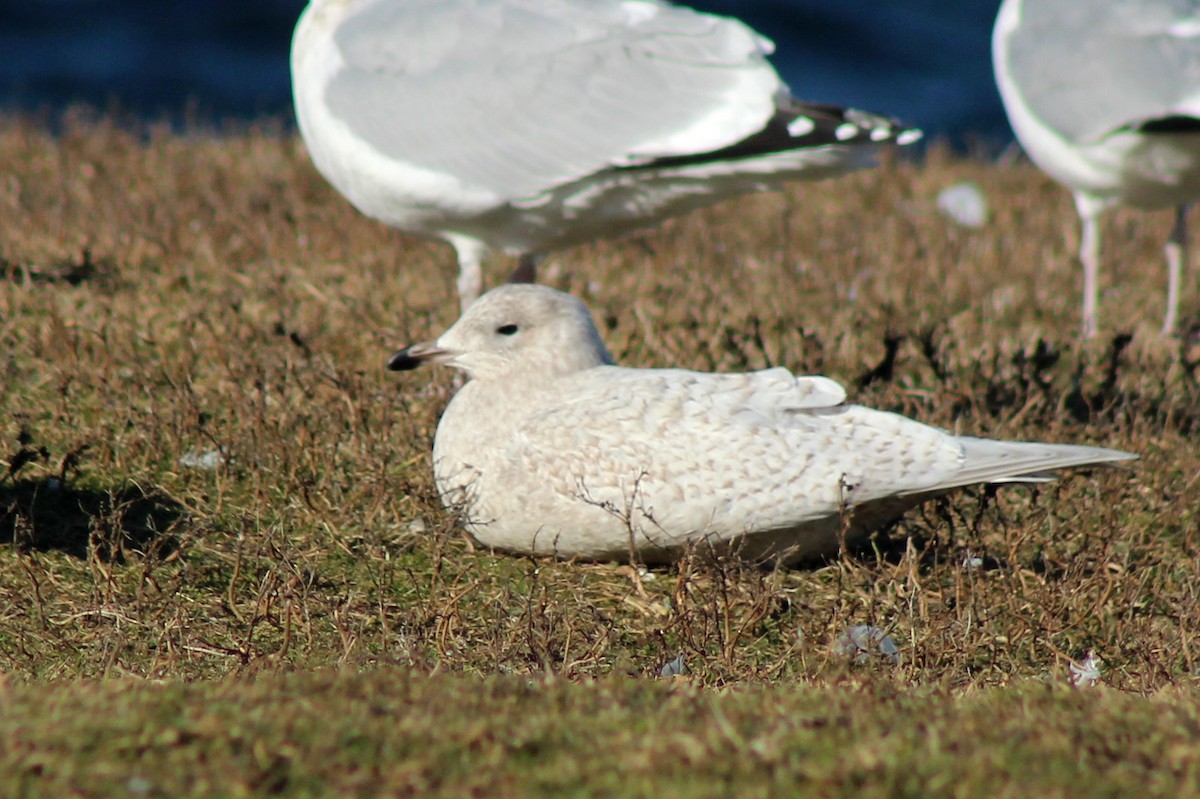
[291,0,922,311]
[388,284,1136,564]
[993,0,1200,338]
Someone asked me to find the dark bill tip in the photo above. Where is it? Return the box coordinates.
[387,346,424,371]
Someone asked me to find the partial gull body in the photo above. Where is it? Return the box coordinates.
[388,285,1136,564]
[291,0,921,311]
[993,0,1200,338]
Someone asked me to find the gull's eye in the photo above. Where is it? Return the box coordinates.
[496,324,519,336]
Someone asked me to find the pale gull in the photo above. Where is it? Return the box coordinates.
[388,284,1137,564]
[291,0,922,311]
[993,0,1200,338]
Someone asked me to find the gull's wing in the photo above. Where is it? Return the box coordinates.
[311,0,783,200]
[999,0,1200,143]
[501,365,1132,537]
[503,367,966,535]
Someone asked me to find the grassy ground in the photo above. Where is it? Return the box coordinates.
[1,109,1199,796]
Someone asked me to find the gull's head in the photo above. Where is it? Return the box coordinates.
[388,285,614,381]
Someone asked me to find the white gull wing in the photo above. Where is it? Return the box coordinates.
[1001,0,1200,144]
[312,0,781,202]
[501,365,1130,517]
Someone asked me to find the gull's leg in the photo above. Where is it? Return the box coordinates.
[508,252,542,285]
[1075,194,1105,339]
[450,237,488,313]
[1163,203,1189,336]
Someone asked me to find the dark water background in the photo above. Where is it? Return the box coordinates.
[0,0,1008,146]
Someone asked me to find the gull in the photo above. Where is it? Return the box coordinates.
[388,284,1136,564]
[291,0,921,311]
[993,0,1200,338]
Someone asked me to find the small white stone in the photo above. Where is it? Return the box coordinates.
[937,181,989,229]
[178,450,227,470]
[1070,651,1103,688]
[127,776,153,795]
[658,654,687,678]
[835,625,899,664]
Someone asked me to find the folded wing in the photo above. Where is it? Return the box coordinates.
[324,0,781,200]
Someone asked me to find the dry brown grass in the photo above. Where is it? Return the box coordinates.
[1,108,1198,704]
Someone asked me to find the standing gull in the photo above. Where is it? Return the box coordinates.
[291,0,921,311]
[388,284,1136,564]
[993,0,1200,338]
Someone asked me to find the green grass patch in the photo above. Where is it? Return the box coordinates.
[4,672,1200,798]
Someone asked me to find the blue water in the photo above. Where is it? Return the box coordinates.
[0,0,1008,145]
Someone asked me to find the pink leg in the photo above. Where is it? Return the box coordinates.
[1078,208,1102,340]
[1163,204,1189,336]
[508,252,541,285]
[450,237,488,313]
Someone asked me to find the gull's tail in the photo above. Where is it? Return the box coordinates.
[927,437,1136,494]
